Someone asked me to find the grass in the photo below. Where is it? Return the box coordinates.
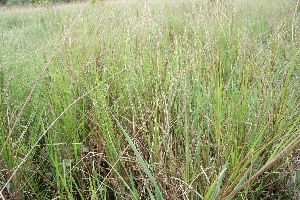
[0,0,300,199]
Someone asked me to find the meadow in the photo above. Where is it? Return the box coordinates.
[0,0,300,199]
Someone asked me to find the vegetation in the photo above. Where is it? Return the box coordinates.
[0,0,72,6]
[0,0,300,199]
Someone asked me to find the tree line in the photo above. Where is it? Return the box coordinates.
[0,0,77,6]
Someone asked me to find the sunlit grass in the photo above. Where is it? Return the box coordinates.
[0,0,299,199]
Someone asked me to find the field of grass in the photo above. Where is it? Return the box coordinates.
[0,0,300,199]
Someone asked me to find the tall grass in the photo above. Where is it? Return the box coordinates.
[0,0,300,199]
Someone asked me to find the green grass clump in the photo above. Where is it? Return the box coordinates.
[0,0,300,199]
